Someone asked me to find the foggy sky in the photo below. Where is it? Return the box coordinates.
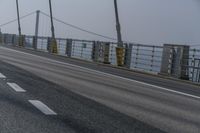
[0,0,200,47]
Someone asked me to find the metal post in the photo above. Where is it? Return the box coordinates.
[124,44,133,68]
[103,43,110,64]
[150,46,155,71]
[16,0,21,36]
[16,0,22,47]
[168,47,173,75]
[197,59,200,83]
[191,49,196,82]
[66,39,72,57]
[34,10,40,50]
[92,41,99,62]
[114,0,126,66]
[135,45,139,68]
[0,28,2,44]
[194,59,198,82]
[49,0,55,39]
[114,0,123,47]
[48,0,58,53]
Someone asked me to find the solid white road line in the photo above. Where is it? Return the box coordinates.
[29,100,57,115]
[0,73,6,78]
[7,83,26,92]
[1,46,200,100]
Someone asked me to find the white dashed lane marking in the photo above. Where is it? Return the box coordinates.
[7,83,26,92]
[29,100,57,115]
[0,73,6,78]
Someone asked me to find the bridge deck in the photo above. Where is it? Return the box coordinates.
[0,46,199,133]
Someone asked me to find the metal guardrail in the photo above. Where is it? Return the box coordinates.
[71,39,94,61]
[109,43,163,73]
[187,49,200,82]
[0,33,200,84]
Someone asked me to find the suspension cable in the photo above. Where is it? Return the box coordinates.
[0,11,36,28]
[40,11,117,41]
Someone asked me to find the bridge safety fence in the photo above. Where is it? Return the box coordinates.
[0,33,199,84]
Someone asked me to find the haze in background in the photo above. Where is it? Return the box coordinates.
[0,0,200,47]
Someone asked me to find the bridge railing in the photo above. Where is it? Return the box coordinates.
[176,49,200,83]
[109,43,163,74]
[0,33,199,84]
[187,49,200,82]
[130,44,163,73]
[70,39,94,61]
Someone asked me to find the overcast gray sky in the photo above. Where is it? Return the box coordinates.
[0,0,200,47]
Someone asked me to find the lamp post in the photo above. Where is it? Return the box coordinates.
[114,0,125,66]
[48,0,58,53]
[114,0,123,47]
[33,10,40,50]
[16,0,23,46]
[49,0,55,39]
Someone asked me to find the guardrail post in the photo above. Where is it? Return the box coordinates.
[160,45,173,76]
[47,37,51,52]
[124,43,133,68]
[0,32,2,44]
[1,34,5,44]
[181,46,190,80]
[168,47,173,75]
[66,39,72,57]
[103,42,110,64]
[3,34,8,44]
[197,59,200,83]
[191,49,196,82]
[194,59,200,82]
[150,46,155,71]
[33,36,37,50]
[161,44,190,80]
[11,34,15,46]
[116,45,126,66]
[18,35,25,47]
[135,44,140,68]
[92,41,99,62]
[12,34,17,46]
[92,42,110,64]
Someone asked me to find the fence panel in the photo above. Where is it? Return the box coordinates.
[188,49,200,82]
[56,38,67,56]
[130,44,163,73]
[37,37,48,52]
[71,39,94,61]
[24,36,34,49]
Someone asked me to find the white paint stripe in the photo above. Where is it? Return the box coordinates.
[0,73,6,78]
[7,83,26,92]
[1,47,200,99]
[29,100,57,115]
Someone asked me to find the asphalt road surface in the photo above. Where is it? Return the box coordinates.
[0,46,199,133]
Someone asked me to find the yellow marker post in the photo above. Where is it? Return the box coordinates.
[116,47,125,66]
[49,0,57,54]
[50,38,58,54]
[18,35,24,47]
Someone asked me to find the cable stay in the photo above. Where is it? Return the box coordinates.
[40,11,117,41]
[0,11,36,28]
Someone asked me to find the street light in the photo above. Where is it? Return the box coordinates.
[16,0,23,46]
[114,0,123,47]
[114,0,125,66]
[49,0,55,39]
[48,0,58,54]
